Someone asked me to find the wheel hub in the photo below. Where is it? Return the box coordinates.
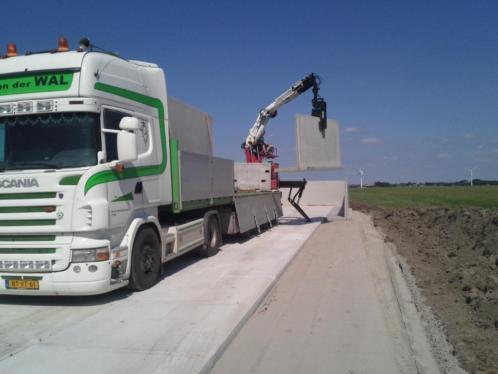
[142,245,155,273]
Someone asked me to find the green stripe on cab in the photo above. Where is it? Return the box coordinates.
[59,174,82,186]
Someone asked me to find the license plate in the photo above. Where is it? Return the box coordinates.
[6,279,39,290]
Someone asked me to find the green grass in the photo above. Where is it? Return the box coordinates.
[349,186,498,210]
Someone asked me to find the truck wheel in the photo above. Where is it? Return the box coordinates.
[199,213,221,257]
[129,227,161,291]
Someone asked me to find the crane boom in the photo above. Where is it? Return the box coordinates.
[245,73,327,147]
[242,73,328,191]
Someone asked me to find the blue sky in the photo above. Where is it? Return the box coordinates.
[2,0,497,183]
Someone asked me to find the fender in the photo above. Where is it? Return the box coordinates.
[119,216,163,279]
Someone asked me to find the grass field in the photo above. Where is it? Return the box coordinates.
[349,185,498,210]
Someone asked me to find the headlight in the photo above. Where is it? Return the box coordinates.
[72,247,109,263]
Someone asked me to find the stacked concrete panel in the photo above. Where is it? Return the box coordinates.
[234,163,272,192]
[168,96,213,156]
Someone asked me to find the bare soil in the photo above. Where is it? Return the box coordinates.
[353,204,498,374]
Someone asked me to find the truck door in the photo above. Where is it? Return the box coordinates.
[101,107,151,228]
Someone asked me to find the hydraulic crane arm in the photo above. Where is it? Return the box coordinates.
[245,73,327,147]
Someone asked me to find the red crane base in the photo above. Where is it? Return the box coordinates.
[244,146,279,190]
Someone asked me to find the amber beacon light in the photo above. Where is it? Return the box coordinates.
[6,43,17,57]
[57,37,69,52]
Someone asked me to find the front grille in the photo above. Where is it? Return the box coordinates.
[0,192,56,200]
[0,235,56,242]
[0,192,60,228]
[0,219,56,226]
[0,206,55,213]
[0,248,55,254]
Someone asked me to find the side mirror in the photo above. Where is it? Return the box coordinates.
[117,117,138,162]
[119,116,140,131]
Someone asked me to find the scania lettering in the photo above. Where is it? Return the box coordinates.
[0,178,40,188]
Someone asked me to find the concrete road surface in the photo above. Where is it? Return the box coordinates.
[212,212,441,374]
[0,209,445,374]
[0,207,329,374]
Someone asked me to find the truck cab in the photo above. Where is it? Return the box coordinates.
[0,47,181,295]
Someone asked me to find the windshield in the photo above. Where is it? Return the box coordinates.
[0,112,101,171]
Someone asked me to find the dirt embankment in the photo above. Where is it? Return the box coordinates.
[354,204,498,374]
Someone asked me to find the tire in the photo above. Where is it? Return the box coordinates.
[128,226,161,291]
[198,213,221,258]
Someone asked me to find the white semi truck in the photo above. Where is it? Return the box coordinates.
[0,38,287,295]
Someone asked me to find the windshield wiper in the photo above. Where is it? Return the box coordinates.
[4,162,63,170]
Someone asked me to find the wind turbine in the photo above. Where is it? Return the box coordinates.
[467,166,477,187]
[358,168,364,188]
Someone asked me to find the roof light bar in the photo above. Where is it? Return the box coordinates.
[0,104,12,114]
[37,100,54,112]
[17,102,33,113]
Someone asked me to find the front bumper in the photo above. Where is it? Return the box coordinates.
[0,261,127,296]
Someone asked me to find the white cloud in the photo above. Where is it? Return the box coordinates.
[361,137,382,144]
[437,153,452,160]
[343,127,359,133]
[463,132,474,139]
